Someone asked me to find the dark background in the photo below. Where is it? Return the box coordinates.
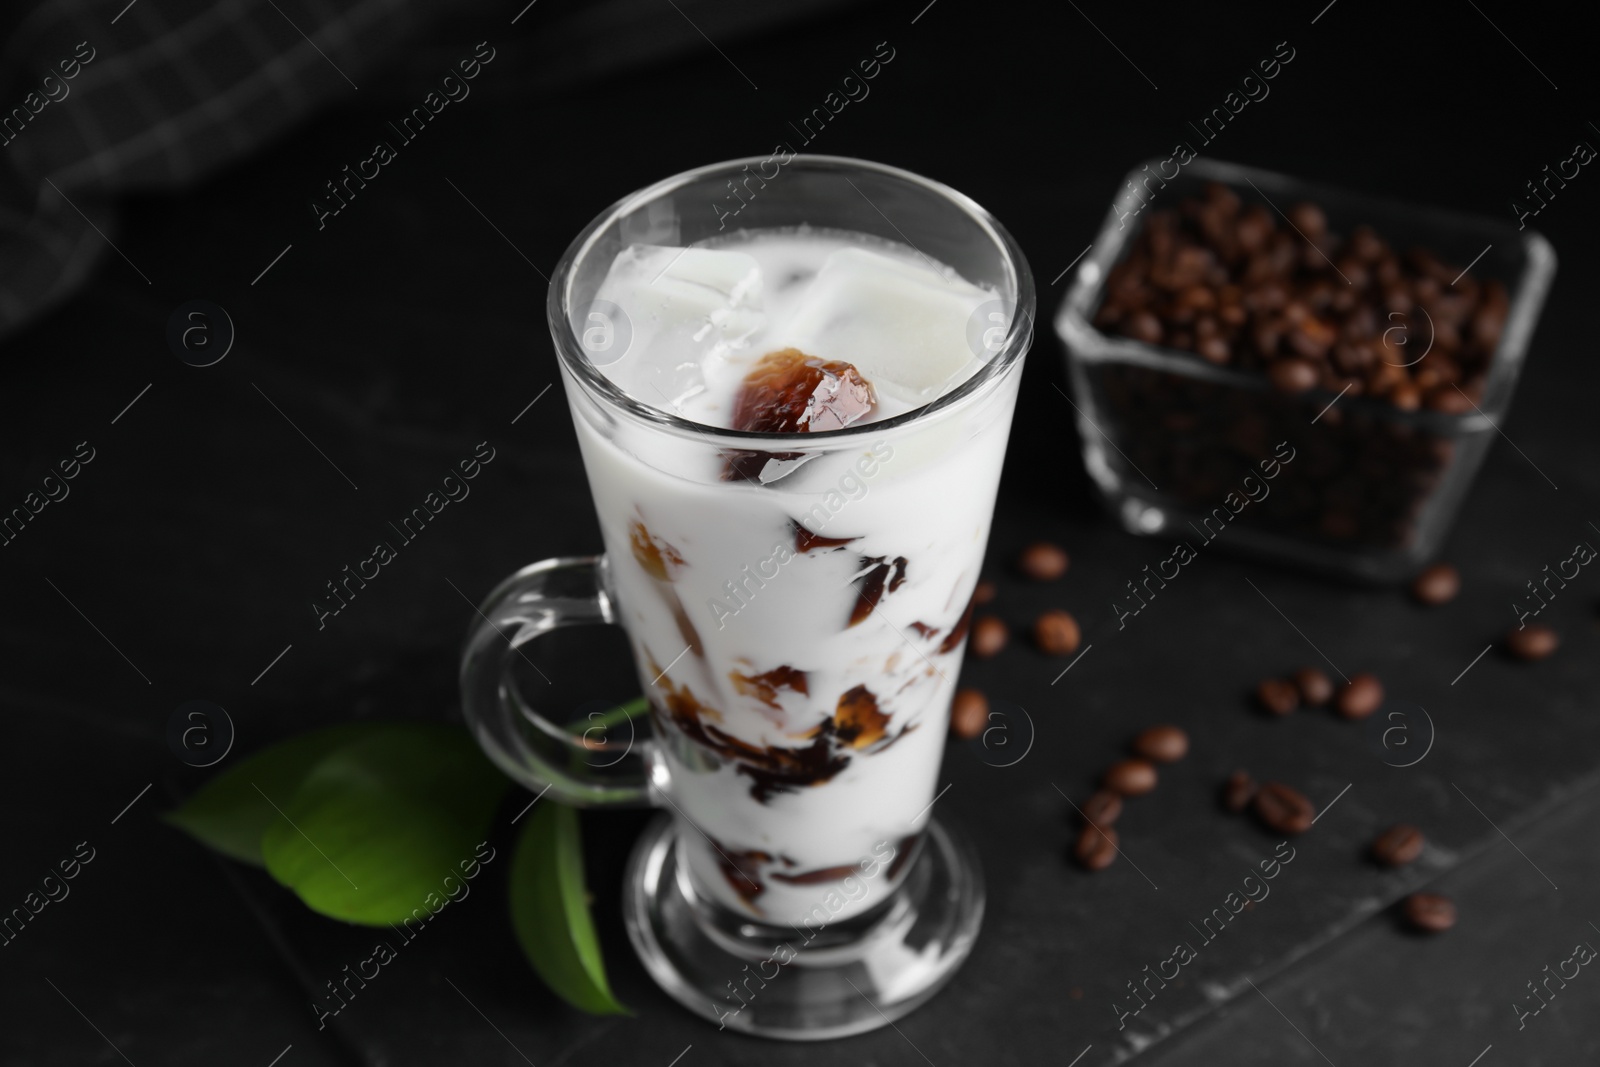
[2,0,1598,1064]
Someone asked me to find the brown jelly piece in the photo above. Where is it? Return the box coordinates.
[722,350,876,482]
[833,685,891,749]
[887,833,921,881]
[849,555,908,627]
[731,347,876,434]
[730,665,809,709]
[709,834,770,904]
[629,520,684,581]
[770,864,863,886]
[938,597,977,654]
[792,519,858,553]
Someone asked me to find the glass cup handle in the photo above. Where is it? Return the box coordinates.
[459,555,658,808]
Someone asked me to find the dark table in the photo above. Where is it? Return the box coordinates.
[4,0,1599,1063]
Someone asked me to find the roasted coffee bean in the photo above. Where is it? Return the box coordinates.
[1256,677,1299,716]
[1348,225,1383,261]
[1103,758,1158,796]
[1287,202,1327,240]
[1253,781,1315,834]
[1335,673,1384,719]
[1132,724,1189,763]
[1127,310,1162,345]
[1292,667,1334,707]
[1371,824,1425,867]
[1506,623,1559,661]
[1018,542,1069,581]
[1287,318,1337,360]
[1198,336,1231,364]
[1411,563,1460,605]
[1267,356,1319,394]
[1081,790,1123,828]
[1177,285,1216,312]
[1075,824,1119,870]
[1034,610,1081,656]
[1401,892,1456,933]
[970,616,1008,658]
[949,689,988,740]
[1221,770,1258,813]
[1390,382,1422,411]
[972,580,998,605]
[1236,205,1274,251]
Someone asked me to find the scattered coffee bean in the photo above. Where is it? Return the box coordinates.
[1253,781,1315,834]
[1256,677,1299,716]
[1411,563,1460,605]
[1292,667,1334,707]
[1018,542,1069,581]
[1371,824,1425,867]
[1506,623,1559,661]
[1335,672,1384,719]
[970,616,1008,658]
[1401,892,1456,933]
[949,688,988,740]
[1034,609,1082,656]
[972,580,998,605]
[1132,724,1189,763]
[1074,824,1119,870]
[1222,770,1258,813]
[1103,758,1158,796]
[1081,790,1123,828]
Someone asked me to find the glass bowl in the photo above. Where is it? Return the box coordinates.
[1054,157,1556,582]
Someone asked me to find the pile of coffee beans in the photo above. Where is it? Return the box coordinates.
[1081,185,1512,554]
[1095,184,1507,409]
[1074,724,1190,870]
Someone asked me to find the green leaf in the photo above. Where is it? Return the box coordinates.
[510,801,628,1015]
[164,723,371,866]
[260,724,509,925]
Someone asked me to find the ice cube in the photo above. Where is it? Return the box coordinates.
[779,248,994,406]
[586,245,764,409]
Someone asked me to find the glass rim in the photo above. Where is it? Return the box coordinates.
[545,154,1036,446]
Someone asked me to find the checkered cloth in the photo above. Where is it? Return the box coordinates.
[0,0,441,335]
[0,0,851,339]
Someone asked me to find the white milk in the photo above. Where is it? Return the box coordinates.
[571,228,1016,925]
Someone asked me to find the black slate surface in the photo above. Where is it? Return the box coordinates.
[3,0,1600,1064]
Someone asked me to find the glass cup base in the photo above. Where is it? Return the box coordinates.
[622,813,985,1041]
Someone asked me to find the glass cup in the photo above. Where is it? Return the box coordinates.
[459,156,1033,1039]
